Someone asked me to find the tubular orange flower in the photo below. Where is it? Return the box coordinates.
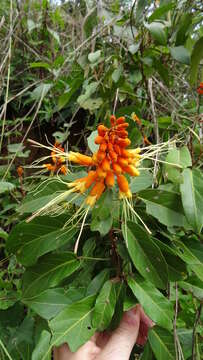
[68,152,93,166]
[197,82,203,95]
[105,171,115,187]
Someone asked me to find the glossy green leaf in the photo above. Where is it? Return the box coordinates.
[140,342,154,359]
[58,77,83,110]
[87,130,99,153]
[139,189,189,228]
[128,276,173,330]
[174,238,203,281]
[122,222,168,289]
[32,330,51,360]
[180,169,203,233]
[145,22,167,45]
[175,13,192,46]
[91,190,113,236]
[170,46,190,65]
[49,295,96,353]
[24,287,84,320]
[190,36,203,85]
[135,0,149,22]
[148,326,175,360]
[164,146,192,183]
[130,170,153,193]
[86,269,110,296]
[6,216,77,266]
[92,280,118,331]
[22,252,80,299]
[179,276,203,300]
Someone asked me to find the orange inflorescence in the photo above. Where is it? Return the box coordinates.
[197,82,203,95]
[43,141,67,175]
[68,115,141,206]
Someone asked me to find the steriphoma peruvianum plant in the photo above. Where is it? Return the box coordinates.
[4,110,203,360]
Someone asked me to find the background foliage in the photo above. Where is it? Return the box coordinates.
[0,0,203,359]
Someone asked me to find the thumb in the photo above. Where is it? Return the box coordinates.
[98,306,140,360]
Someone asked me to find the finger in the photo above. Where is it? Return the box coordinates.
[71,340,101,360]
[98,306,140,360]
[53,344,72,360]
[136,305,155,346]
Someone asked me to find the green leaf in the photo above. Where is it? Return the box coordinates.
[22,252,80,299]
[31,83,52,101]
[135,0,149,22]
[190,36,203,85]
[112,65,123,83]
[86,269,110,296]
[58,77,83,110]
[87,130,99,153]
[88,50,101,63]
[47,27,60,45]
[128,276,173,330]
[122,222,168,289]
[24,287,84,320]
[92,280,118,331]
[175,13,192,46]
[180,169,203,233]
[148,326,176,360]
[170,46,190,65]
[145,22,167,45]
[0,228,8,240]
[174,238,203,282]
[130,170,153,193]
[139,189,189,228]
[0,181,15,194]
[79,97,103,111]
[49,295,96,353]
[179,276,203,301]
[149,2,174,22]
[140,342,154,359]
[91,190,113,236]
[30,62,51,70]
[6,216,77,266]
[164,146,192,183]
[32,330,51,360]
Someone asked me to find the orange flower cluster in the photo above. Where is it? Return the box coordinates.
[68,115,141,206]
[44,141,67,175]
[197,82,203,95]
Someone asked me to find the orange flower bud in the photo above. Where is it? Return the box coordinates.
[110,115,116,126]
[99,143,107,152]
[98,124,108,136]
[85,171,98,188]
[105,171,115,187]
[116,116,125,124]
[114,144,121,155]
[43,163,55,171]
[17,166,24,177]
[124,165,140,177]
[197,82,203,95]
[97,150,106,162]
[102,158,111,172]
[109,150,117,162]
[107,142,114,152]
[116,138,131,148]
[90,180,105,197]
[121,149,133,158]
[112,163,122,175]
[96,166,107,178]
[51,150,57,163]
[116,123,129,130]
[95,135,105,145]
[116,130,128,138]
[117,174,129,193]
[117,157,129,168]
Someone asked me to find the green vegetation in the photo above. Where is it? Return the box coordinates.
[0,0,203,359]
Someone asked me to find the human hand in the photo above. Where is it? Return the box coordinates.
[53,305,154,360]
